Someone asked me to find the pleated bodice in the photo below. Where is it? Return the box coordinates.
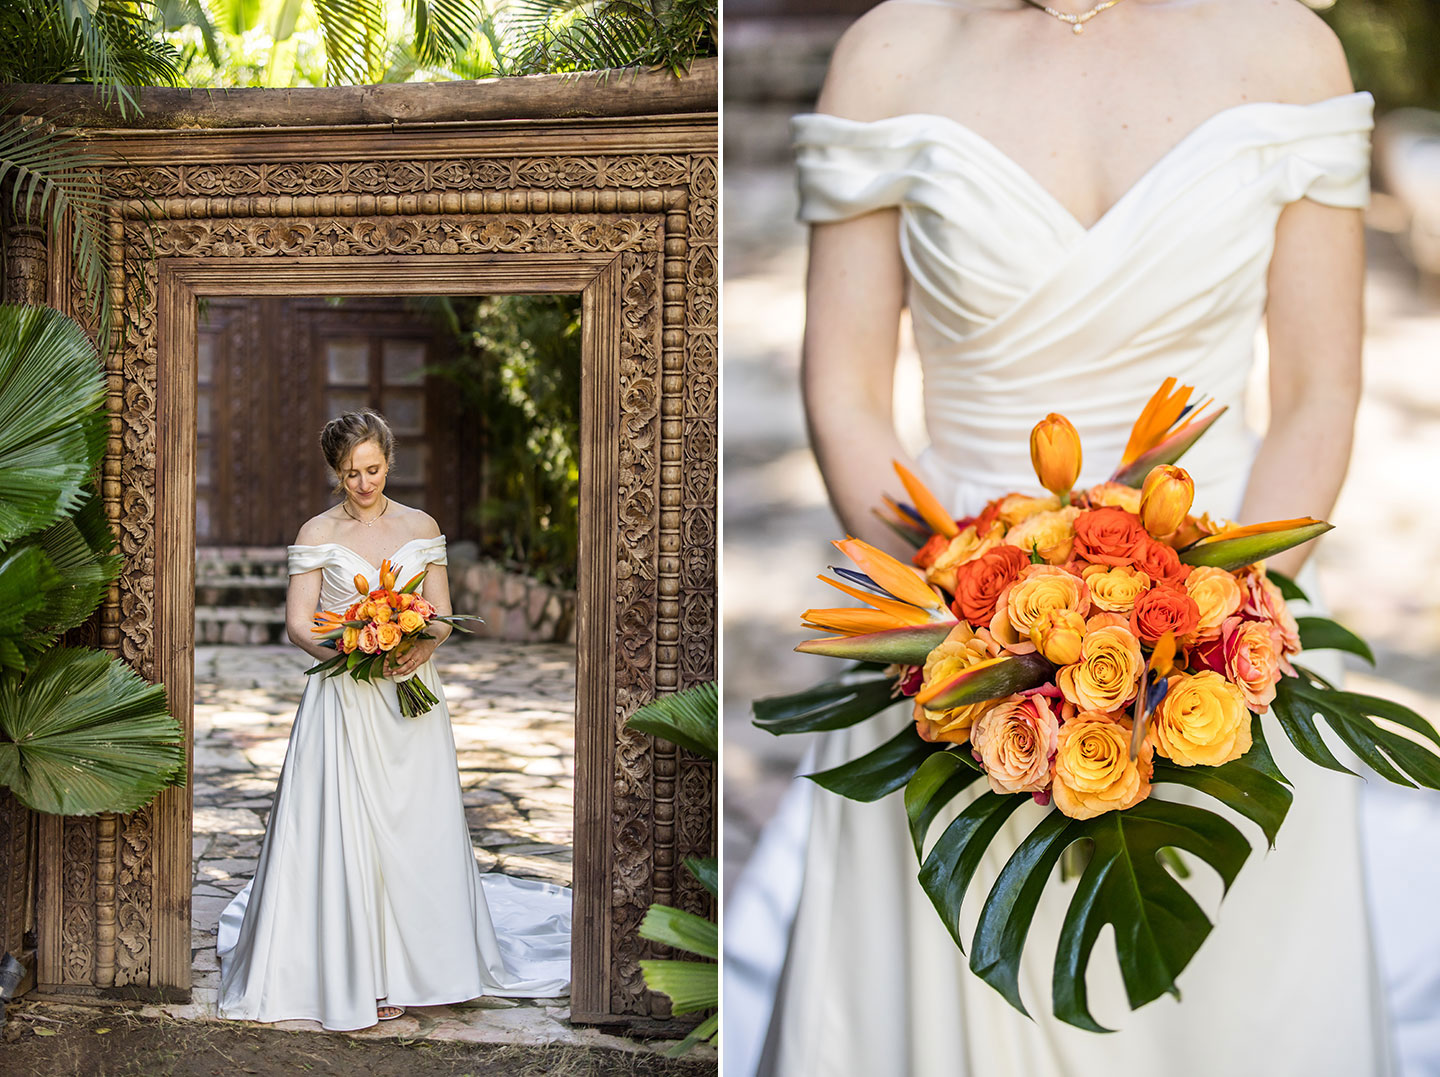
[793,92,1374,513]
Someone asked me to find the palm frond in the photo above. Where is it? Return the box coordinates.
[0,116,114,336]
[624,681,717,759]
[10,489,121,651]
[0,306,109,544]
[0,646,182,816]
[408,0,487,66]
[312,0,389,84]
[507,0,715,76]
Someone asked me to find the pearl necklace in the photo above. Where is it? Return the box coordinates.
[1019,0,1129,34]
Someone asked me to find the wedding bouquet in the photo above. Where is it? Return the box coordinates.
[757,378,1440,1030]
[306,558,476,717]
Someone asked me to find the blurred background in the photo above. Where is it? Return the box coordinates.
[722,0,1440,891]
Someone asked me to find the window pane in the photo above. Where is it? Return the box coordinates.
[390,442,426,485]
[382,339,426,386]
[326,389,370,417]
[383,391,425,435]
[326,339,370,386]
[197,335,216,383]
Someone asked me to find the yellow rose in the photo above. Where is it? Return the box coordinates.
[355,600,374,622]
[341,626,360,653]
[971,694,1060,795]
[1087,481,1142,515]
[994,565,1091,650]
[1185,566,1244,640]
[1004,506,1081,565]
[374,621,404,652]
[1030,608,1085,666]
[913,624,994,745]
[397,592,416,612]
[1081,564,1151,614]
[996,493,1063,528]
[371,602,393,624]
[398,608,426,634]
[1149,671,1252,767]
[1051,710,1153,820]
[1057,623,1143,711]
[927,522,1004,593]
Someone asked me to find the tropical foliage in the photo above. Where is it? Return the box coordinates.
[424,294,582,590]
[624,681,718,1056]
[1316,0,1440,112]
[0,306,183,817]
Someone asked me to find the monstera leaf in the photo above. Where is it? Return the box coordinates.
[904,730,1293,1031]
[753,668,897,735]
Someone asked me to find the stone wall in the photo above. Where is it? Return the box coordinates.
[446,541,577,645]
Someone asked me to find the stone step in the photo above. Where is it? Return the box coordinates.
[194,605,288,647]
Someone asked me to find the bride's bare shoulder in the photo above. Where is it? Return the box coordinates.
[295,510,342,546]
[815,0,979,121]
[1227,0,1354,100]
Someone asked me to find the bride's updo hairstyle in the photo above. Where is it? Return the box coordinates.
[320,409,396,493]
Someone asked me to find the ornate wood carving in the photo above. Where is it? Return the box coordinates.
[27,90,715,1027]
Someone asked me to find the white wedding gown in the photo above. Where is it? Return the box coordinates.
[217,536,571,1031]
[726,92,1406,1076]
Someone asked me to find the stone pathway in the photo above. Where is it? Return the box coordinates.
[171,639,662,1053]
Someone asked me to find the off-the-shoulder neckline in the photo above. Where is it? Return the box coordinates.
[288,535,445,572]
[794,91,1373,234]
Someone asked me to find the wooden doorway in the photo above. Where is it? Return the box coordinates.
[18,70,716,1027]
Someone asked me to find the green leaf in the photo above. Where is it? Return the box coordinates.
[637,958,716,1015]
[1270,674,1358,777]
[683,856,717,897]
[625,681,717,760]
[1178,522,1332,572]
[904,749,984,858]
[1295,616,1375,665]
[0,647,182,816]
[1265,569,1308,603]
[306,652,348,676]
[795,622,955,665]
[1277,676,1440,790]
[1049,800,1250,1030]
[920,651,1053,712]
[0,306,108,544]
[1152,716,1292,847]
[918,790,1026,951]
[752,673,897,736]
[665,1012,718,1057]
[639,904,717,961]
[807,723,944,802]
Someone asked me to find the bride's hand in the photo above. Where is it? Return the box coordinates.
[388,637,438,677]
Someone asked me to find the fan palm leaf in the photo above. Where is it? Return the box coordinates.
[507,0,715,76]
[0,306,108,545]
[8,490,121,654]
[0,646,182,816]
[624,681,716,759]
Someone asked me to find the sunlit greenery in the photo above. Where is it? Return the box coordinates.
[1310,0,1440,111]
[422,295,582,590]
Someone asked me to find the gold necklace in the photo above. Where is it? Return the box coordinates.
[342,495,388,527]
[1019,0,1128,34]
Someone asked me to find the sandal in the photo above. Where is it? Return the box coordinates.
[377,1003,405,1021]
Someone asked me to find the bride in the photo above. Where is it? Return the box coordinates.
[217,408,570,1030]
[727,0,1409,1074]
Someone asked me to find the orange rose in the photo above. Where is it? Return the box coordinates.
[398,608,426,634]
[1185,566,1244,640]
[926,522,1005,593]
[1129,585,1200,644]
[1057,623,1143,711]
[1004,506,1081,565]
[1149,671,1252,766]
[971,694,1060,795]
[992,564,1091,652]
[412,597,437,619]
[912,533,951,570]
[375,621,403,652]
[1081,564,1151,614]
[346,602,362,620]
[357,624,380,654]
[1072,507,1146,567]
[1221,616,1283,711]
[1051,710,1154,820]
[1131,535,1191,586]
[371,602,393,624]
[397,592,416,612]
[1171,512,1228,550]
[951,544,1029,624]
[913,624,995,745]
[1087,481,1142,515]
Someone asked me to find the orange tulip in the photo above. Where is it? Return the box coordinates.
[353,573,370,596]
[1029,414,1082,500]
[1139,465,1194,537]
[379,559,397,591]
[1030,608,1086,666]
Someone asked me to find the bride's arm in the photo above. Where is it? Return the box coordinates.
[285,569,340,662]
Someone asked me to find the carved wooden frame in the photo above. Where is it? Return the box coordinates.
[26,100,716,1026]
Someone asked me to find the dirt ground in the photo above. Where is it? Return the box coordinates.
[0,1004,714,1077]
